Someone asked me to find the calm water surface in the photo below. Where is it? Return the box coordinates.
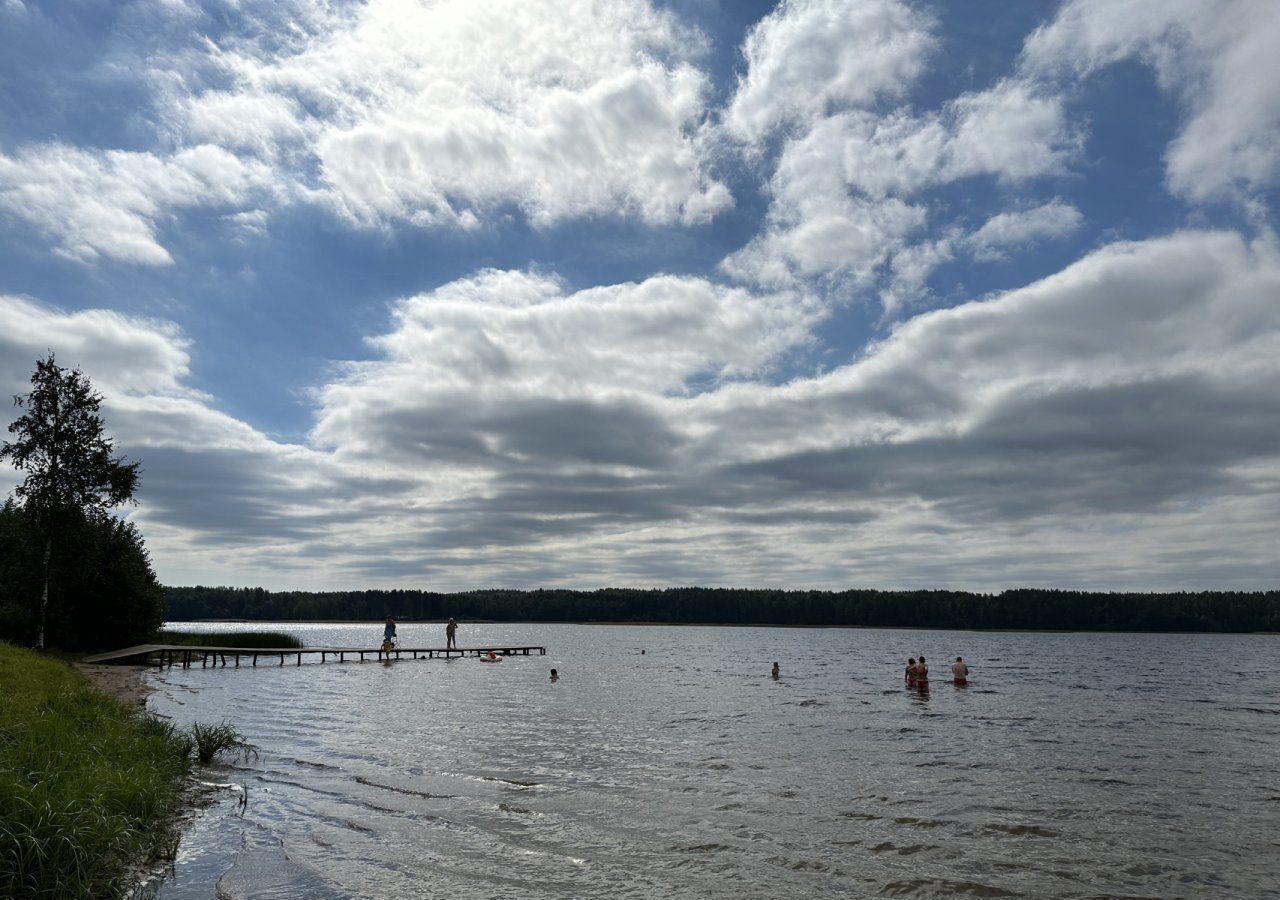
[144,623,1280,899]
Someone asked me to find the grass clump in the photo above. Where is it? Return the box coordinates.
[188,722,258,765]
[155,630,303,649]
[0,641,191,899]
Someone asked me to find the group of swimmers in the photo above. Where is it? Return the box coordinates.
[906,655,969,688]
[380,618,970,691]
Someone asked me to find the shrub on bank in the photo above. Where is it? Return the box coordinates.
[189,722,258,765]
[0,642,190,899]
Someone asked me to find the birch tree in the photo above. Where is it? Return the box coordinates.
[1,354,139,649]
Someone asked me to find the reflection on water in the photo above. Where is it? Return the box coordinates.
[144,624,1280,899]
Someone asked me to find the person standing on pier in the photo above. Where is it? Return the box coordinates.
[383,616,397,651]
[446,617,458,649]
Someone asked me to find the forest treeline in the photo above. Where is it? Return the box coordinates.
[164,585,1280,632]
[1,501,165,649]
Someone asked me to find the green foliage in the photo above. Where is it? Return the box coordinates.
[0,504,165,650]
[1,355,153,651]
[0,642,190,899]
[188,722,257,765]
[162,584,1280,633]
[1,353,139,519]
[0,500,39,642]
[156,630,303,649]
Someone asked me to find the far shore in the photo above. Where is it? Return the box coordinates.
[164,619,1280,636]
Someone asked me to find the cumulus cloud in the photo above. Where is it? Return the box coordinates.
[310,269,817,470]
[0,295,357,576]
[718,0,1080,308]
[724,0,935,143]
[721,83,1077,299]
[0,0,731,265]
[966,200,1083,261]
[175,0,731,230]
[0,144,277,265]
[685,229,1280,587]
[4,228,1279,589]
[1022,0,1280,201]
[304,230,1280,589]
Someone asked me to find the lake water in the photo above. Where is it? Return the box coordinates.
[142,623,1280,899]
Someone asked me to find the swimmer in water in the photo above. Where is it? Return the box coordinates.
[951,656,969,686]
[771,662,780,679]
[906,657,917,686]
[550,668,559,681]
[915,656,929,688]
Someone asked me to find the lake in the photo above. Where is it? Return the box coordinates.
[142,623,1280,899]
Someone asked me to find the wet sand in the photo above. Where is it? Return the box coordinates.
[75,660,154,708]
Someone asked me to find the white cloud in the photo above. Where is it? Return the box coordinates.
[0,293,376,582]
[311,269,817,467]
[4,229,1278,589]
[0,0,733,265]
[944,79,1079,182]
[1022,0,1280,201]
[721,83,1076,296]
[966,200,1083,261]
[175,0,731,230]
[718,0,1080,305]
[0,144,277,265]
[0,295,191,396]
[724,0,935,143]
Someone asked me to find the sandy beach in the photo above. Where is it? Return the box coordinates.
[75,661,154,709]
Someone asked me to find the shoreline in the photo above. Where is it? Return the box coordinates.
[71,654,223,900]
[75,659,155,708]
[0,644,190,897]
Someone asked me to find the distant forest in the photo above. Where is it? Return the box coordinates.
[164,586,1280,633]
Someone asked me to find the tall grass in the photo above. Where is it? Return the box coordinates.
[155,630,303,649]
[0,642,191,899]
[189,722,258,765]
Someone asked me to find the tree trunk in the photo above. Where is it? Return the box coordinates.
[35,537,51,650]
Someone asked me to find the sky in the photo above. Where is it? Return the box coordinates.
[1,0,1278,592]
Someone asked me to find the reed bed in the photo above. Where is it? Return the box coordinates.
[0,642,191,899]
[155,630,303,649]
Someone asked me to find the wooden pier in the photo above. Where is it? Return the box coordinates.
[83,644,547,668]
